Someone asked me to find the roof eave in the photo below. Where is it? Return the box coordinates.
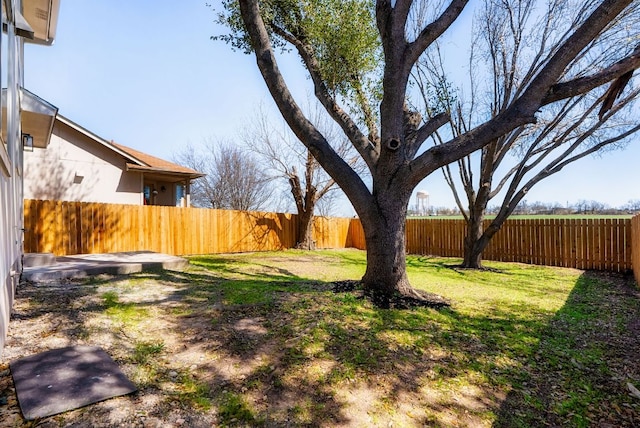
[125,163,206,179]
[23,0,61,46]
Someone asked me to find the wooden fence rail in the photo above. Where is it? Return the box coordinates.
[24,200,634,273]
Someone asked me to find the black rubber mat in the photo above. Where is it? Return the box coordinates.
[10,345,137,420]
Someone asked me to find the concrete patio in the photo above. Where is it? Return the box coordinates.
[22,251,189,282]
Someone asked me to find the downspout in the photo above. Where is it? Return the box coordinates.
[17,24,25,274]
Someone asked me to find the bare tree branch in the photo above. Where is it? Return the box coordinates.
[406,1,470,66]
[543,44,640,105]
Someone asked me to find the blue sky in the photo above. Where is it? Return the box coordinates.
[23,1,640,214]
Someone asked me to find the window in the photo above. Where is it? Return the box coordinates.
[143,185,151,205]
[175,183,185,207]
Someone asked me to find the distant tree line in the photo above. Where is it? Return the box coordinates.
[410,199,640,217]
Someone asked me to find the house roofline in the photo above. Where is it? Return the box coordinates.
[125,163,206,179]
[56,115,205,178]
[23,0,61,46]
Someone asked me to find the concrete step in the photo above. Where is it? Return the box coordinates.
[21,251,189,283]
[23,253,56,268]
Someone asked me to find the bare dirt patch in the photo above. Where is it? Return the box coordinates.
[0,267,467,427]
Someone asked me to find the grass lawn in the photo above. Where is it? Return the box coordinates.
[2,249,639,427]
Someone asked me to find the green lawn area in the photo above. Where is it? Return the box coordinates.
[186,250,639,426]
[4,249,639,427]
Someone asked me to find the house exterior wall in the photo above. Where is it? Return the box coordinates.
[24,121,143,205]
[1,1,29,356]
[0,142,20,357]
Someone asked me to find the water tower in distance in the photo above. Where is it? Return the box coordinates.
[416,190,429,216]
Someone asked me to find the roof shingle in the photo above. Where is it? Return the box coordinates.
[111,142,204,177]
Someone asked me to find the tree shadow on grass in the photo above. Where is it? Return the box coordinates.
[5,263,639,427]
[493,271,640,427]
[189,254,302,282]
[3,267,462,425]
[405,255,466,273]
[152,267,556,426]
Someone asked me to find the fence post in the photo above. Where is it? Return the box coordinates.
[633,214,640,286]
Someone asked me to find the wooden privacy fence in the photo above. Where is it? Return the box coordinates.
[406,217,632,272]
[632,214,640,284]
[24,200,354,256]
[24,200,635,273]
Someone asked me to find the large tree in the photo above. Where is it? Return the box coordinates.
[414,0,640,268]
[218,0,640,305]
[243,105,364,249]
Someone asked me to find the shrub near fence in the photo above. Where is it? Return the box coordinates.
[24,200,634,273]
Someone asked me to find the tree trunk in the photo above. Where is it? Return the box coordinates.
[461,144,496,269]
[462,186,526,269]
[361,217,410,306]
[462,209,485,268]
[296,209,315,250]
[463,214,504,269]
[359,195,430,307]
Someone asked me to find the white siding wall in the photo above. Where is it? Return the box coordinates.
[0,147,20,355]
[1,2,26,356]
[23,121,143,205]
[1,0,62,356]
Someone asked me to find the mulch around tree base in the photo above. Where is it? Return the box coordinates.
[332,280,451,309]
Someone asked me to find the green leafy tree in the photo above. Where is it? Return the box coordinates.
[216,0,640,306]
